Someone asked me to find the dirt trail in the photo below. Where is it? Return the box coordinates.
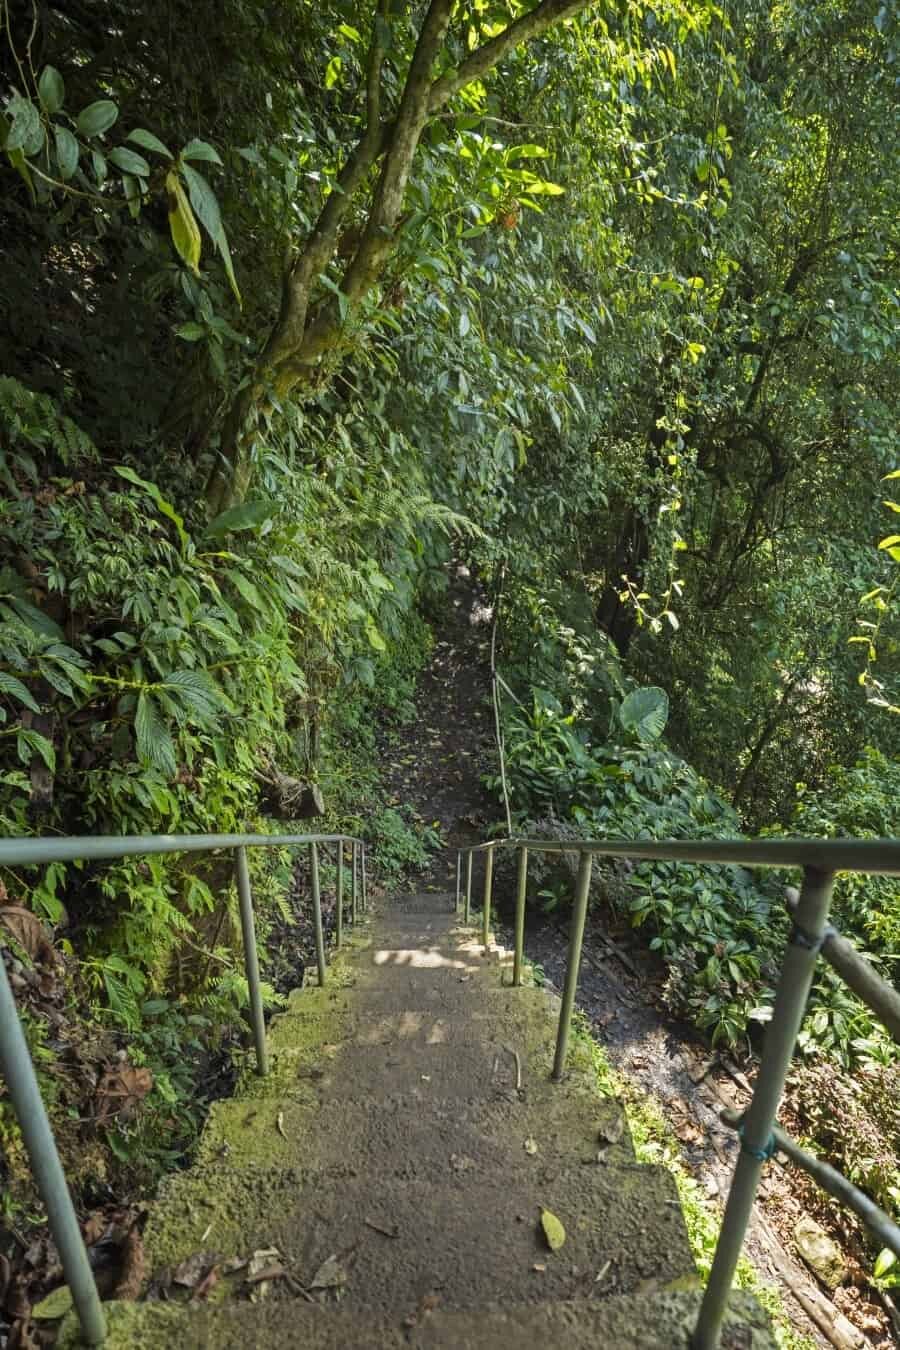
[379,566,894,1350]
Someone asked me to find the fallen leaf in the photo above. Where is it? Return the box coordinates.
[540,1208,566,1252]
[221,1256,248,1275]
[276,1110,287,1140]
[245,1263,284,1285]
[247,1248,282,1281]
[309,1254,347,1290]
[523,1138,538,1156]
[0,906,56,965]
[532,1262,547,1273]
[95,1064,153,1122]
[450,1153,474,1173]
[598,1116,624,1147]
[193,1266,218,1301]
[32,1285,73,1320]
[112,1224,145,1301]
[172,1251,217,1289]
[403,1292,441,1327]
[595,1258,612,1285]
[82,1213,107,1246]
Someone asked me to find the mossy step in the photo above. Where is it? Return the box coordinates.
[196,1084,634,1173]
[143,1160,693,1310]
[61,1289,776,1350]
[266,994,560,1053]
[282,982,543,1021]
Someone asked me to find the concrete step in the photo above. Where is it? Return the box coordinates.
[197,1084,635,1173]
[64,1289,776,1349]
[143,1161,694,1311]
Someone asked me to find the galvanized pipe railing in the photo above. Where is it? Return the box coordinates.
[0,827,368,1346]
[456,833,900,1349]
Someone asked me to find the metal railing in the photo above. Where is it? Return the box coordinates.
[455,834,900,1350]
[0,829,368,1346]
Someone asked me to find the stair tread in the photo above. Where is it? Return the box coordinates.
[198,1086,635,1171]
[145,1162,694,1311]
[63,1289,777,1349]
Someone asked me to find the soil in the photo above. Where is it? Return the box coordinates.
[379,563,898,1350]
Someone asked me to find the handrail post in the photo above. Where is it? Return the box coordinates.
[310,841,327,986]
[482,845,494,951]
[351,840,358,924]
[335,840,344,950]
[513,846,528,987]
[0,961,107,1345]
[552,851,592,1080]
[361,845,368,912]
[693,865,836,1350]
[234,845,269,1077]
[465,852,473,924]
[455,852,461,912]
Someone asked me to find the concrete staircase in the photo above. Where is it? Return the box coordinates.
[66,895,775,1347]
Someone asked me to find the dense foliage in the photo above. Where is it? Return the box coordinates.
[0,0,897,1289]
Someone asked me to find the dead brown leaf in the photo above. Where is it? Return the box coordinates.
[309,1254,347,1290]
[193,1266,218,1301]
[0,906,56,965]
[95,1064,153,1122]
[403,1292,441,1327]
[247,1248,282,1282]
[112,1223,145,1301]
[172,1251,217,1289]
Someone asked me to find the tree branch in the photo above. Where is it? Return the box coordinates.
[427,0,590,114]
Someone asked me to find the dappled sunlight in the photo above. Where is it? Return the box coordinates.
[373,945,474,969]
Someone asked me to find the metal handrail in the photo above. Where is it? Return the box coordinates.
[0,828,368,1346]
[455,833,900,1350]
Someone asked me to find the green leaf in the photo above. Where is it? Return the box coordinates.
[6,96,44,156]
[507,143,548,160]
[618,687,669,743]
[165,170,202,276]
[32,1285,73,1321]
[540,1208,566,1251]
[160,669,223,720]
[175,321,206,341]
[205,501,275,538]
[135,690,176,777]
[877,535,900,549]
[76,100,119,138]
[364,615,387,652]
[179,164,241,305]
[181,163,222,242]
[883,501,900,514]
[458,310,470,338]
[127,127,173,159]
[523,179,565,196]
[108,145,151,177]
[18,729,56,773]
[38,67,65,115]
[225,567,264,610]
[0,672,40,713]
[325,55,342,89]
[874,1248,896,1280]
[181,138,222,165]
[113,465,189,552]
[54,126,80,181]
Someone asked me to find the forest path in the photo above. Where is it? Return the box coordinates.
[375,570,882,1350]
